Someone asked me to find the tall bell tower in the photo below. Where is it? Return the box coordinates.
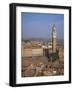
[52,24,56,53]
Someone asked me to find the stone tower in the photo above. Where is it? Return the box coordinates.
[52,24,56,53]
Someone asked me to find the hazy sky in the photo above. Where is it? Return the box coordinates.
[21,12,64,40]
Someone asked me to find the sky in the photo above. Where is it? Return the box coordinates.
[21,12,64,40]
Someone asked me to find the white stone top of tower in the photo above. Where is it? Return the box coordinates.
[52,24,56,32]
[52,24,56,38]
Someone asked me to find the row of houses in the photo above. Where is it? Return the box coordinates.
[21,48,43,57]
[21,42,52,57]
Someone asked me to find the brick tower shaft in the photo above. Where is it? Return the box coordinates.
[52,25,56,53]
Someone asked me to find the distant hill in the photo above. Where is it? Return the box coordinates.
[22,38,64,44]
